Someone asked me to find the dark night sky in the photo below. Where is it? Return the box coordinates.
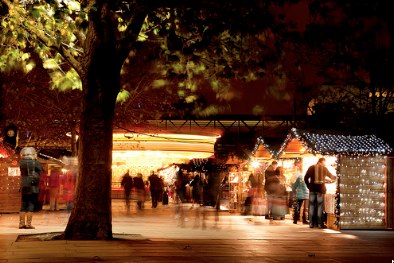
[205,2,311,116]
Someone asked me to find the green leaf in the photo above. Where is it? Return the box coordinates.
[152,79,167,88]
[30,8,41,19]
[43,59,59,69]
[116,90,131,103]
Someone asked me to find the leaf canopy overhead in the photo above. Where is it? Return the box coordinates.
[1,0,294,98]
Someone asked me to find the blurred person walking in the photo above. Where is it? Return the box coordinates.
[48,166,62,211]
[121,170,133,212]
[242,173,257,215]
[64,170,76,211]
[264,161,279,219]
[270,166,288,220]
[133,173,145,210]
[36,169,48,211]
[174,168,188,225]
[190,173,203,208]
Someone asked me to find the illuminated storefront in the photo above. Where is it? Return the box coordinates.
[111,132,220,184]
[275,128,392,230]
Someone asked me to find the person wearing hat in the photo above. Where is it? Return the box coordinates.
[19,147,43,229]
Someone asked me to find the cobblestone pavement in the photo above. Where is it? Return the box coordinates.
[0,200,393,262]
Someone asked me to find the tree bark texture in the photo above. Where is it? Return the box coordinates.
[64,9,122,239]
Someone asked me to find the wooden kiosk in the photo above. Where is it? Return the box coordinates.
[276,128,392,230]
[0,144,20,213]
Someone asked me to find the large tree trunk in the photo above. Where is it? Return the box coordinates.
[64,11,122,239]
[64,61,121,240]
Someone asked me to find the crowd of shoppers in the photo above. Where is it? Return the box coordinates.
[241,157,336,229]
[18,149,336,231]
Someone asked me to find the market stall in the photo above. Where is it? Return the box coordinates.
[223,138,276,215]
[216,156,243,211]
[0,143,20,213]
[0,145,63,213]
[276,128,392,230]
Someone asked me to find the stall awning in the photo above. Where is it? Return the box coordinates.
[252,137,278,159]
[276,128,392,158]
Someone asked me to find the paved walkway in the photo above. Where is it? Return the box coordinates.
[0,200,393,262]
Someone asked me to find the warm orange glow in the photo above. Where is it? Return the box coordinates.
[251,160,260,168]
[113,132,220,143]
[369,91,392,98]
[113,132,220,153]
[279,139,308,158]
[111,132,219,182]
[113,150,213,164]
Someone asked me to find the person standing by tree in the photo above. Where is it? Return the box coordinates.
[63,169,76,212]
[121,171,133,213]
[19,147,42,229]
[304,158,336,228]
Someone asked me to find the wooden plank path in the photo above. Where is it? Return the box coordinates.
[0,201,393,262]
[1,233,393,262]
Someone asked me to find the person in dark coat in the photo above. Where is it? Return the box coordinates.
[121,171,133,212]
[148,170,163,208]
[19,147,42,229]
[175,169,187,204]
[133,173,145,210]
[304,158,336,228]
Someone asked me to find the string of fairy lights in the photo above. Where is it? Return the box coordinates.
[337,156,386,228]
[253,137,277,158]
[276,128,392,157]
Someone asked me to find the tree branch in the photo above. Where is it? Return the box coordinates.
[118,5,148,60]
